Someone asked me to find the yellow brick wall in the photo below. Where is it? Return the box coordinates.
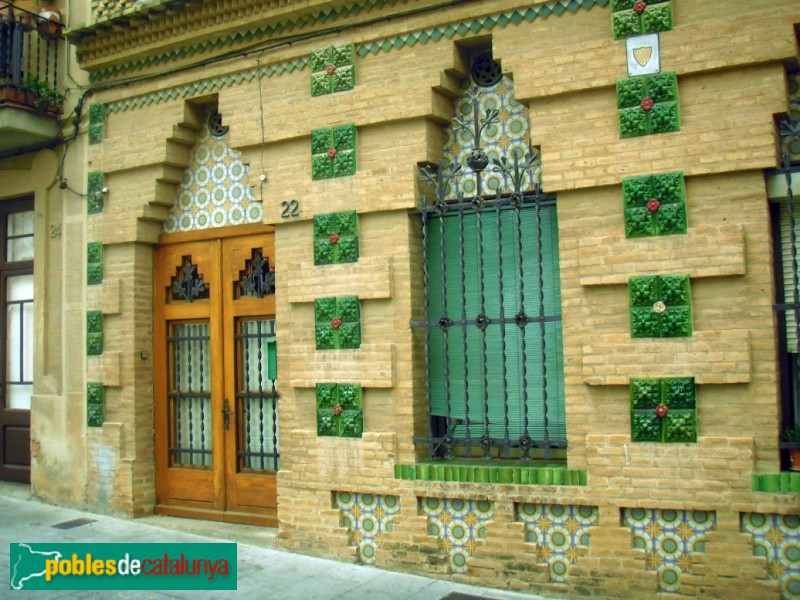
[49,0,800,596]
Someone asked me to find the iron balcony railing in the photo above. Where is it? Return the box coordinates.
[0,4,64,113]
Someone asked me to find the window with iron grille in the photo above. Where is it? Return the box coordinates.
[413,55,566,460]
[772,117,800,449]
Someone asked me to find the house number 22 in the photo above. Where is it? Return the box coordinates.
[280,199,300,218]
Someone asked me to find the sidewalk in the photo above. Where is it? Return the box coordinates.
[0,483,555,600]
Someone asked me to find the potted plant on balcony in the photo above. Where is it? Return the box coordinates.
[782,423,800,471]
[0,78,36,107]
[24,77,64,112]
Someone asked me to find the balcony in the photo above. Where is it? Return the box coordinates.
[0,3,64,154]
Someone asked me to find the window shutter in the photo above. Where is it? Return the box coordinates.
[426,202,565,443]
[780,200,800,352]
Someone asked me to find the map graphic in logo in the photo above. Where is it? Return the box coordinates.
[10,543,62,590]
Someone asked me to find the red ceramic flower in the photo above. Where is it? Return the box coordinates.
[327,147,338,159]
[332,403,344,416]
[326,63,337,75]
[647,198,661,212]
[331,317,342,329]
[633,1,647,14]
[329,233,340,244]
[655,403,669,418]
[640,97,654,111]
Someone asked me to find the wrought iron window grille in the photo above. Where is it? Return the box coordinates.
[412,74,565,462]
[237,249,276,299]
[772,116,800,453]
[170,256,209,303]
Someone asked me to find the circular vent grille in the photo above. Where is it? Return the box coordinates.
[470,53,502,88]
[208,111,229,137]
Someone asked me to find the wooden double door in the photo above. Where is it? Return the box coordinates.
[154,228,279,526]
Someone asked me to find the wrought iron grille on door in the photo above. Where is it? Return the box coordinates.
[413,65,566,461]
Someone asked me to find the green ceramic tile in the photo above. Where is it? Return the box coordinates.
[629,275,692,338]
[619,107,650,138]
[87,403,104,428]
[315,296,361,349]
[611,0,672,40]
[622,172,687,239]
[664,409,697,442]
[631,378,661,409]
[313,211,359,265]
[310,43,355,97]
[87,242,103,285]
[87,171,105,214]
[631,410,662,442]
[88,104,105,145]
[314,297,337,322]
[317,410,338,436]
[315,383,363,437]
[87,382,105,406]
[617,73,680,138]
[641,2,673,34]
[654,203,687,236]
[617,78,647,109]
[664,377,696,409]
[630,378,696,443]
[311,125,357,180]
[648,101,681,135]
[340,410,364,437]
[87,310,103,356]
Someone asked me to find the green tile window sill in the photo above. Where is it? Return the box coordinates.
[752,473,800,493]
[394,462,587,486]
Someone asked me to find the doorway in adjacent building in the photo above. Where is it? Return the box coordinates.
[154,226,278,526]
[0,198,34,483]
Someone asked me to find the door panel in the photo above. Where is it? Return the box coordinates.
[155,231,277,525]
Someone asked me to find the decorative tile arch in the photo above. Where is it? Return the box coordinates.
[163,110,263,235]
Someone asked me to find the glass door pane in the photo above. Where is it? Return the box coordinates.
[168,321,212,467]
[237,319,278,471]
[6,274,33,410]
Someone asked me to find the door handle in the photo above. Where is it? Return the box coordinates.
[222,399,231,431]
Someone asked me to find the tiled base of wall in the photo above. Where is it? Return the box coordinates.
[741,513,800,599]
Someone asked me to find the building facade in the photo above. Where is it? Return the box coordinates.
[2,0,800,597]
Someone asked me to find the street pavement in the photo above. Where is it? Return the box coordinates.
[0,482,556,599]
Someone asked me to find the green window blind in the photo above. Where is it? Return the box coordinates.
[780,199,800,351]
[426,202,566,443]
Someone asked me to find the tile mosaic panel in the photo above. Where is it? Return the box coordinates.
[163,111,263,234]
[624,508,716,593]
[88,103,105,145]
[87,171,105,215]
[310,43,355,96]
[314,211,359,265]
[617,72,680,138]
[623,172,686,238]
[629,274,692,338]
[314,296,361,349]
[517,503,599,582]
[334,491,400,564]
[420,497,494,573]
[316,383,363,438]
[87,242,103,285]
[311,125,357,180]
[441,75,537,200]
[630,377,696,443]
[611,0,673,40]
[87,382,105,428]
[86,310,103,356]
[741,513,800,600]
